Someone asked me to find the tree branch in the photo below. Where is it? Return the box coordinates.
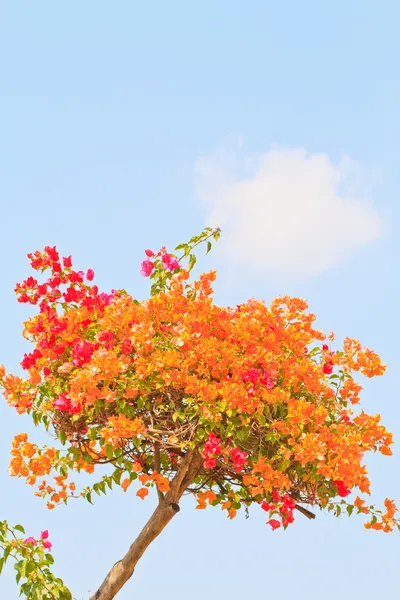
[153,442,165,503]
[294,504,316,519]
[88,450,203,600]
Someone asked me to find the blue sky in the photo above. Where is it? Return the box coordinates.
[1,1,399,598]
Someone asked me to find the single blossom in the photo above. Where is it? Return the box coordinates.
[140,260,154,277]
[23,537,37,546]
[323,362,334,375]
[63,256,72,268]
[261,501,275,512]
[40,530,49,540]
[86,269,95,281]
[43,540,52,550]
[145,249,155,257]
[267,519,281,531]
[162,253,179,272]
[333,480,351,497]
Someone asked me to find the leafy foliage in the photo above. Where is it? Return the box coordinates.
[0,521,70,599]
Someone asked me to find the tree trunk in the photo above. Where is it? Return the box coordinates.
[88,450,203,600]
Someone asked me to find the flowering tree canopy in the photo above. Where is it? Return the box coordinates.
[0,227,398,599]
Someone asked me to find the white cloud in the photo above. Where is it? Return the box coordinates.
[195,146,384,280]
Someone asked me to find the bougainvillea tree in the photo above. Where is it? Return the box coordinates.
[0,227,398,599]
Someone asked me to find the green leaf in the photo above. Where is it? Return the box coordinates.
[188,254,197,271]
[0,557,4,575]
[57,429,67,445]
[59,587,73,600]
[14,524,25,534]
[113,470,122,485]
[87,428,98,441]
[206,241,212,254]
[346,505,354,516]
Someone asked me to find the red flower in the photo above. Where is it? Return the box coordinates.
[17,292,30,303]
[121,339,133,354]
[322,344,329,351]
[272,490,282,502]
[44,246,59,262]
[261,501,274,512]
[323,362,334,375]
[333,480,351,497]
[282,511,295,526]
[63,256,72,268]
[145,249,155,257]
[283,493,296,510]
[204,457,216,469]
[267,519,281,530]
[86,269,95,281]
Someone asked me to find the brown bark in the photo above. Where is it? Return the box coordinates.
[88,450,203,600]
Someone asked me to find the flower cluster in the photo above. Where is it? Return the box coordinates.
[140,248,180,278]
[23,529,52,550]
[202,433,222,469]
[0,227,398,536]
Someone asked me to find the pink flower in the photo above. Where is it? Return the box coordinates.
[53,394,81,415]
[72,340,98,367]
[40,530,49,540]
[230,447,248,472]
[145,249,155,257]
[140,260,154,277]
[23,537,37,546]
[203,433,221,456]
[86,269,95,281]
[241,368,261,384]
[43,540,52,550]
[161,254,179,272]
[259,372,275,390]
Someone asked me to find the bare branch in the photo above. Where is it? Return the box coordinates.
[294,504,316,520]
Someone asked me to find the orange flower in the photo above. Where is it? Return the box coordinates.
[136,487,149,500]
[121,478,132,492]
